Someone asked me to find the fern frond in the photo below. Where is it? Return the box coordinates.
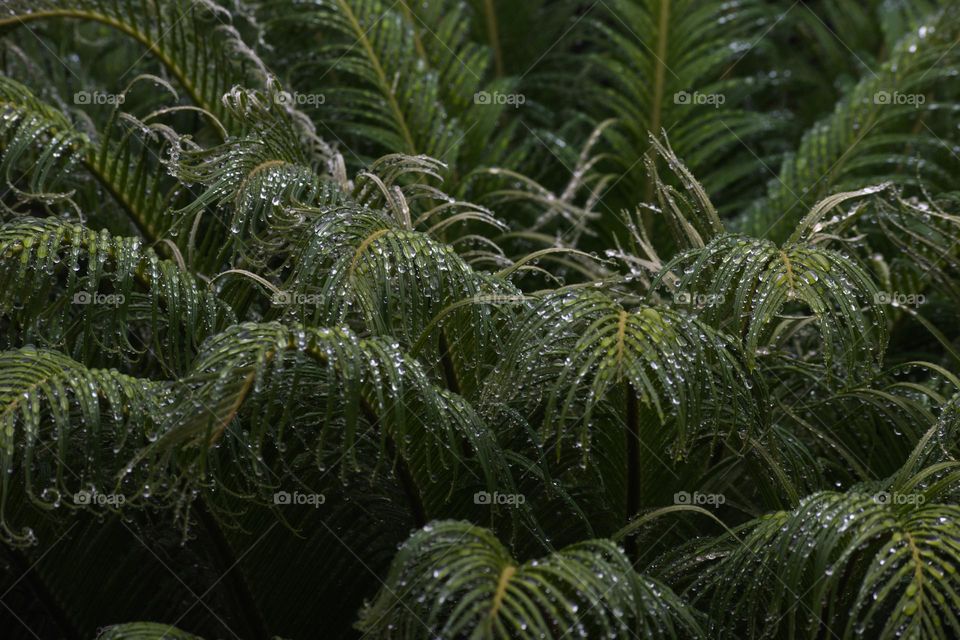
[261,0,466,160]
[95,623,203,640]
[0,217,233,371]
[0,347,169,545]
[0,75,88,209]
[653,217,888,380]
[0,75,186,242]
[585,0,781,211]
[680,479,960,639]
[169,84,340,270]
[739,7,960,240]
[488,289,758,456]
[0,0,270,131]
[357,520,705,639]
[283,204,510,396]
[354,153,506,241]
[146,322,527,534]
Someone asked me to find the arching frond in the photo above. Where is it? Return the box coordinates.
[584,0,782,212]
[168,84,339,270]
[258,0,481,162]
[678,477,960,639]
[0,0,271,130]
[0,347,169,545]
[354,153,506,244]
[146,322,528,535]
[96,623,203,640]
[488,289,758,456]
[0,76,87,208]
[0,75,188,243]
[731,358,951,510]
[0,218,233,371]
[653,220,888,380]
[357,520,705,639]
[283,205,511,397]
[739,7,960,240]
[870,191,960,306]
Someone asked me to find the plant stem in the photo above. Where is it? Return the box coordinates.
[194,499,271,640]
[385,435,428,528]
[355,398,428,528]
[483,0,504,77]
[643,0,672,234]
[625,386,641,561]
[438,330,462,395]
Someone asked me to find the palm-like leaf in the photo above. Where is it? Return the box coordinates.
[0,0,270,130]
[147,322,527,534]
[0,76,87,209]
[357,520,705,639]
[585,0,781,213]
[653,189,890,380]
[0,217,232,371]
[488,289,758,457]
[739,6,960,240]
[674,473,960,639]
[0,347,169,545]
[96,623,202,639]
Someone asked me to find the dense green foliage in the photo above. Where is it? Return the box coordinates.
[1,0,960,638]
